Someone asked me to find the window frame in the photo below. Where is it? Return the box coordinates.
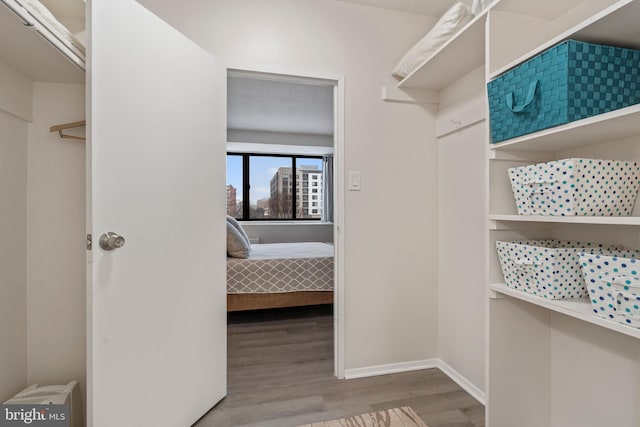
[227,152,324,221]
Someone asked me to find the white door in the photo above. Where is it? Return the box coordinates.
[87,0,226,426]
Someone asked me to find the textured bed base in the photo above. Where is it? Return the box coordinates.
[227,291,333,312]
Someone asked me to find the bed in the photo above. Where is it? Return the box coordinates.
[227,242,334,311]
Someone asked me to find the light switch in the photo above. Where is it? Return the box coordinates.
[348,171,361,191]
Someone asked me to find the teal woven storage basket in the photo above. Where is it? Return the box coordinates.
[488,40,640,143]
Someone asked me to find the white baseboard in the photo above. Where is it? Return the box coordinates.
[344,359,440,380]
[343,358,486,406]
[436,360,486,405]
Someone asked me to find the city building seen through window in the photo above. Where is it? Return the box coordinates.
[226,153,325,220]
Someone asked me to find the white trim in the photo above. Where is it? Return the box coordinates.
[437,359,486,405]
[226,61,344,85]
[334,77,345,379]
[226,142,334,156]
[224,63,346,381]
[239,220,332,226]
[343,358,486,406]
[344,359,440,380]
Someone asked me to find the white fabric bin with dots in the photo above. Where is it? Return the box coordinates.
[508,158,640,216]
[579,253,640,328]
[496,240,634,299]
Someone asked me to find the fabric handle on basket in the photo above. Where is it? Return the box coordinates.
[610,275,640,289]
[514,259,537,269]
[506,80,539,113]
[522,175,558,186]
[614,291,640,320]
[608,275,640,320]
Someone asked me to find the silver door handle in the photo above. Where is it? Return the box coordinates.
[99,232,125,250]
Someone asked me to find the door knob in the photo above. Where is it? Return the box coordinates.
[99,232,126,250]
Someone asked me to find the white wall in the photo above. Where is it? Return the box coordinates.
[228,129,333,147]
[437,66,487,395]
[241,222,333,244]
[138,0,440,370]
[26,83,86,400]
[0,60,31,401]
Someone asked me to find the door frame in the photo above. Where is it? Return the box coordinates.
[226,63,346,378]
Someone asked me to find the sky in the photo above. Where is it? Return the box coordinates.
[227,155,322,205]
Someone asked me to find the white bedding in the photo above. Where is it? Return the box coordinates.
[244,242,334,260]
[227,242,334,294]
[391,1,473,79]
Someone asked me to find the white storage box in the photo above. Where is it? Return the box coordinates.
[508,158,640,216]
[580,253,640,328]
[4,381,82,427]
[496,240,629,299]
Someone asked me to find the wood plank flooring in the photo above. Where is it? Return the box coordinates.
[194,306,484,427]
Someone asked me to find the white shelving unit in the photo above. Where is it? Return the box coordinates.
[489,103,640,152]
[490,283,640,340]
[402,0,640,425]
[489,214,640,226]
[396,9,488,90]
[485,1,640,426]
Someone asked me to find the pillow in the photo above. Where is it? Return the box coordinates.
[226,215,251,247]
[227,222,250,258]
[472,0,491,16]
[391,2,473,79]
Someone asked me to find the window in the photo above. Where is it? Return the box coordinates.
[226,153,326,220]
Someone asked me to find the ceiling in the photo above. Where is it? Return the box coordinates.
[228,76,334,136]
[337,0,461,16]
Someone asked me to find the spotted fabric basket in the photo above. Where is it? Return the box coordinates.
[580,253,640,328]
[508,158,640,216]
[496,240,629,299]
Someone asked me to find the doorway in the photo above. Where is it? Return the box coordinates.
[224,68,345,378]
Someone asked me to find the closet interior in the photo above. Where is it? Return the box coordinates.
[409,0,640,426]
[0,0,86,415]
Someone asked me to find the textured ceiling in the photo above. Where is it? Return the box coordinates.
[228,76,334,136]
[337,0,461,16]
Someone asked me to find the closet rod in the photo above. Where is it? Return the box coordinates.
[50,120,86,141]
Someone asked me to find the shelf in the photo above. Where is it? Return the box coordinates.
[489,103,640,151]
[489,214,640,226]
[492,0,585,20]
[0,1,84,83]
[489,0,640,79]
[397,11,487,90]
[490,283,640,339]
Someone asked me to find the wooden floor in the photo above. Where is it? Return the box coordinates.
[194,306,485,427]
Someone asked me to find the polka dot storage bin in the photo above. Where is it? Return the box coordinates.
[496,240,629,299]
[580,253,640,328]
[508,158,640,216]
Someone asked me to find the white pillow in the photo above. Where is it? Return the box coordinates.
[226,215,251,247]
[391,2,473,79]
[472,0,491,16]
[227,222,250,258]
